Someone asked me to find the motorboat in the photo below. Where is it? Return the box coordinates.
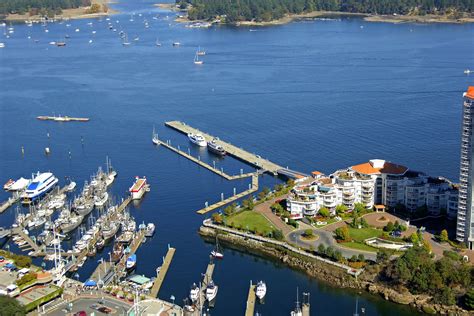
[94,191,108,207]
[145,223,155,237]
[3,179,14,190]
[189,283,199,302]
[188,133,207,147]
[256,281,267,300]
[205,281,218,302]
[207,138,226,156]
[66,181,76,192]
[126,254,137,270]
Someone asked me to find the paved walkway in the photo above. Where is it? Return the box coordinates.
[254,194,294,236]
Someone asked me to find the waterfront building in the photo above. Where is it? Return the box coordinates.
[456,87,474,247]
[287,159,458,220]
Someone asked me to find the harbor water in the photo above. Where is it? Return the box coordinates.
[1,0,473,314]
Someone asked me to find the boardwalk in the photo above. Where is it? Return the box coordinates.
[11,227,40,252]
[165,121,284,174]
[196,174,259,214]
[150,246,176,298]
[244,283,256,316]
[89,261,114,284]
[116,230,146,276]
[0,194,20,213]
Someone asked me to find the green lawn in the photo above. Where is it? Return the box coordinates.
[340,241,377,252]
[227,211,275,235]
[348,227,383,242]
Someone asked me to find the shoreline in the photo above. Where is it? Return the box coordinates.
[167,8,474,26]
[199,225,471,315]
[3,0,118,22]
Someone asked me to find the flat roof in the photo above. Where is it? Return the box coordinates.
[127,275,150,285]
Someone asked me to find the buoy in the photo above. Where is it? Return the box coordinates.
[21,146,25,155]
[45,147,50,155]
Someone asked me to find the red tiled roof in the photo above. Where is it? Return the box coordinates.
[351,161,408,176]
[311,171,322,175]
[466,86,474,99]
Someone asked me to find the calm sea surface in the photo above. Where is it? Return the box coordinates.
[1,0,473,314]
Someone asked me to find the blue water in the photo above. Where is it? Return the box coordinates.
[1,0,473,314]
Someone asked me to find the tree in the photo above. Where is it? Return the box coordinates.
[271,202,284,215]
[336,204,348,215]
[262,186,270,195]
[242,197,254,210]
[318,207,330,218]
[303,229,313,238]
[410,232,419,245]
[272,229,284,241]
[334,226,351,242]
[0,295,26,316]
[211,213,223,224]
[360,218,368,228]
[376,249,390,264]
[465,288,474,310]
[384,221,395,232]
[223,205,234,216]
[440,229,449,242]
[258,191,266,201]
[317,243,326,255]
[357,253,365,262]
[325,246,335,259]
[422,239,432,254]
[354,202,366,214]
[334,250,343,262]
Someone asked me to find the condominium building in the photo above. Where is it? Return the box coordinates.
[286,159,458,221]
[457,86,474,247]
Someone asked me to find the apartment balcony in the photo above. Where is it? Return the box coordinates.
[461,166,470,172]
[458,210,466,216]
[461,161,470,167]
[343,191,353,197]
[458,216,466,221]
[459,194,467,200]
[458,221,466,227]
[459,188,467,194]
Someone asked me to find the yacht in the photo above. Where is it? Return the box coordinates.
[465,69,472,75]
[60,213,84,233]
[94,191,109,207]
[207,138,226,156]
[102,222,119,242]
[205,281,218,302]
[189,283,200,302]
[173,42,180,47]
[66,181,76,192]
[188,133,207,147]
[0,43,5,48]
[145,223,155,237]
[211,236,224,259]
[256,281,267,301]
[22,172,59,204]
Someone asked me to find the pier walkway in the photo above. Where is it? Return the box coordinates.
[11,227,40,252]
[150,246,176,298]
[244,282,256,316]
[90,261,114,285]
[158,139,255,180]
[165,121,284,175]
[116,230,146,277]
[0,193,20,214]
[196,174,258,215]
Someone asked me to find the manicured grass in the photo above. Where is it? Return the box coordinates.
[227,211,275,235]
[348,227,383,242]
[340,241,377,252]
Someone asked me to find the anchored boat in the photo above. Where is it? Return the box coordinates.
[129,177,149,200]
[188,133,207,147]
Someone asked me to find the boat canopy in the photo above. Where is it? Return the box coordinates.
[83,279,97,287]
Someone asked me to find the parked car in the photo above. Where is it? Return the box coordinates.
[74,311,87,316]
[391,230,402,238]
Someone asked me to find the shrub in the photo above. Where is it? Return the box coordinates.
[0,295,26,315]
[303,229,313,238]
[318,207,330,218]
[272,229,284,241]
[16,272,37,287]
[465,288,474,310]
[384,222,395,232]
[334,226,351,242]
[211,213,223,224]
[317,244,326,255]
[439,229,449,242]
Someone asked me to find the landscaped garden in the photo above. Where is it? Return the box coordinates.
[225,210,275,236]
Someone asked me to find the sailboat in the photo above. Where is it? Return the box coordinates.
[197,46,206,56]
[152,127,160,145]
[155,38,161,47]
[290,287,302,316]
[122,34,131,46]
[194,51,203,65]
[211,236,223,259]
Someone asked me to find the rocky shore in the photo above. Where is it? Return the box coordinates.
[200,225,470,315]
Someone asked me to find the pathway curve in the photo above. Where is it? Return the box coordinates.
[254,194,294,236]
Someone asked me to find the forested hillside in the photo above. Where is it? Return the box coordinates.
[179,0,474,22]
[0,0,90,15]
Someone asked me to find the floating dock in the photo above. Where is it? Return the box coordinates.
[165,121,284,175]
[0,194,20,213]
[196,173,259,214]
[89,261,114,284]
[150,245,176,298]
[37,115,90,122]
[158,139,255,180]
[245,282,256,316]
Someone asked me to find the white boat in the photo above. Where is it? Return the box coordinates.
[94,191,109,207]
[122,34,131,46]
[129,177,148,200]
[188,133,207,147]
[0,43,5,48]
[189,283,200,302]
[126,254,137,270]
[197,46,206,56]
[290,288,303,316]
[145,223,155,237]
[465,69,472,74]
[173,42,180,47]
[22,172,58,204]
[9,177,30,191]
[194,51,203,65]
[155,38,161,47]
[205,281,218,302]
[211,237,223,259]
[256,281,267,300]
[66,181,76,192]
[3,179,14,190]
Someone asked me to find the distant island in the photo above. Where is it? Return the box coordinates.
[174,0,474,25]
[0,0,114,21]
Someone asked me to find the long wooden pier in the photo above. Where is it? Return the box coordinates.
[196,174,259,215]
[165,121,284,175]
[244,282,256,316]
[0,194,20,213]
[150,246,176,298]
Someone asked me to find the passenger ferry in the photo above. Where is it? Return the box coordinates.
[187,133,207,147]
[129,177,149,200]
[22,172,58,204]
